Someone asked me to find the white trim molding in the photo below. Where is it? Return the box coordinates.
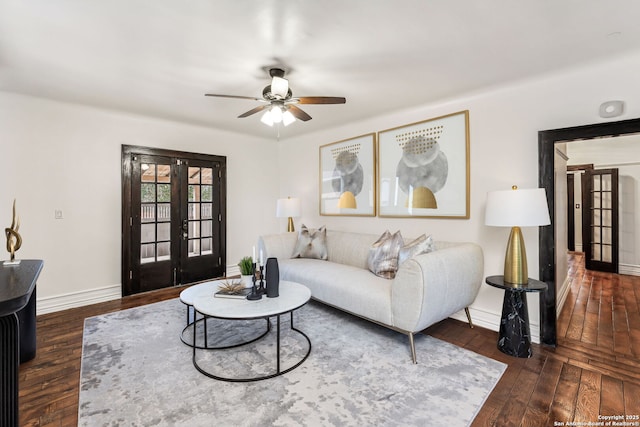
[37,284,121,315]
[619,263,640,277]
[449,305,542,344]
[37,263,241,315]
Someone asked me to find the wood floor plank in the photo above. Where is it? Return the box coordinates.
[574,369,601,422]
[548,363,581,423]
[623,381,640,417]
[600,375,625,416]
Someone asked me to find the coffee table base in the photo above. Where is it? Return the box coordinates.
[192,311,311,382]
[180,308,270,350]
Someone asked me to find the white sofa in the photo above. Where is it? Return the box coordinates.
[258,229,483,363]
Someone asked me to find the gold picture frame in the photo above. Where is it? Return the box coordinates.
[319,133,377,216]
[377,110,470,218]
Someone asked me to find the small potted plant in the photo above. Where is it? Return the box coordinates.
[238,256,254,287]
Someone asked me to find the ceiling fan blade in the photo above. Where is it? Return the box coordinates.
[295,96,346,105]
[288,105,312,121]
[205,94,264,102]
[238,105,270,118]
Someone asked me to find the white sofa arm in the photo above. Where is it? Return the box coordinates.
[391,243,483,332]
[258,233,297,260]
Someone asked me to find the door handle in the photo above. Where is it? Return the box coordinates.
[182,219,188,240]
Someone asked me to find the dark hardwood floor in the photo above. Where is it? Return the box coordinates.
[18,252,640,426]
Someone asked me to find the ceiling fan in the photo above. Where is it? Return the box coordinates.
[205,68,346,126]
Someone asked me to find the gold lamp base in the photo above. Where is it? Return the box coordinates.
[504,226,528,285]
[287,217,295,233]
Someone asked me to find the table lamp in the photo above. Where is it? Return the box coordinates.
[276,197,301,232]
[485,186,550,285]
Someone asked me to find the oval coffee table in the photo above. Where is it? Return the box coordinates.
[191,281,311,382]
[179,280,269,349]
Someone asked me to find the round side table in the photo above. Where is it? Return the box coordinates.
[485,275,547,358]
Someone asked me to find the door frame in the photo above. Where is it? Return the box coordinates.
[538,117,640,347]
[121,145,227,296]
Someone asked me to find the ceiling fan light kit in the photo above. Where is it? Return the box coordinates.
[205,68,346,127]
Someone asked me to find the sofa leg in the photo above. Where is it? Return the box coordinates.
[464,307,474,329]
[408,333,417,364]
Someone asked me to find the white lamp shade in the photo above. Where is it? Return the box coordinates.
[276,197,301,218]
[485,187,550,227]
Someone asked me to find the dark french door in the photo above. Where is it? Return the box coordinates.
[582,168,618,273]
[122,146,226,296]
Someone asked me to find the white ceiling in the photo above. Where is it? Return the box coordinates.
[1,1,639,140]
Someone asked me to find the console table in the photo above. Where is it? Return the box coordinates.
[1,259,43,427]
[485,275,547,358]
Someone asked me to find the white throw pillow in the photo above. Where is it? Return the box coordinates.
[291,225,328,260]
[367,230,403,279]
[398,234,435,265]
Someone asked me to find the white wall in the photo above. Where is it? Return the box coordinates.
[277,50,640,341]
[0,91,279,312]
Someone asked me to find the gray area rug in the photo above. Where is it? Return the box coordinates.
[78,298,506,426]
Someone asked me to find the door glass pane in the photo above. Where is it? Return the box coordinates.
[189,239,200,257]
[602,245,612,262]
[189,167,200,184]
[201,203,212,219]
[201,237,212,255]
[202,168,213,185]
[592,244,601,261]
[157,164,171,183]
[188,203,200,220]
[141,204,155,223]
[141,164,155,182]
[141,224,155,243]
[602,192,612,209]
[141,243,155,264]
[602,227,612,245]
[602,209,611,225]
[188,185,201,202]
[593,210,601,226]
[141,183,155,203]
[202,185,213,202]
[157,222,170,241]
[157,184,171,203]
[592,191,601,208]
[602,174,611,191]
[593,176,600,191]
[188,221,200,238]
[201,220,212,237]
[157,203,171,221]
[157,242,170,261]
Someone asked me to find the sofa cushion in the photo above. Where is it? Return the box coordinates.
[367,230,403,279]
[399,234,435,265]
[291,225,328,260]
[277,258,393,326]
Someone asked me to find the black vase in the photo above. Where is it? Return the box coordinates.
[265,257,280,298]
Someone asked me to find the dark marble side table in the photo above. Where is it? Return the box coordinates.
[485,275,547,358]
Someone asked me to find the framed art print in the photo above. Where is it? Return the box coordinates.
[319,133,376,216]
[377,110,470,218]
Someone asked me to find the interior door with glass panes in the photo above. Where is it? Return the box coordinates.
[179,160,224,283]
[582,168,619,273]
[132,154,179,293]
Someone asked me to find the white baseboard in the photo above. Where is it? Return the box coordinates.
[556,276,572,317]
[449,305,542,344]
[619,263,640,277]
[37,284,121,315]
[37,263,241,315]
